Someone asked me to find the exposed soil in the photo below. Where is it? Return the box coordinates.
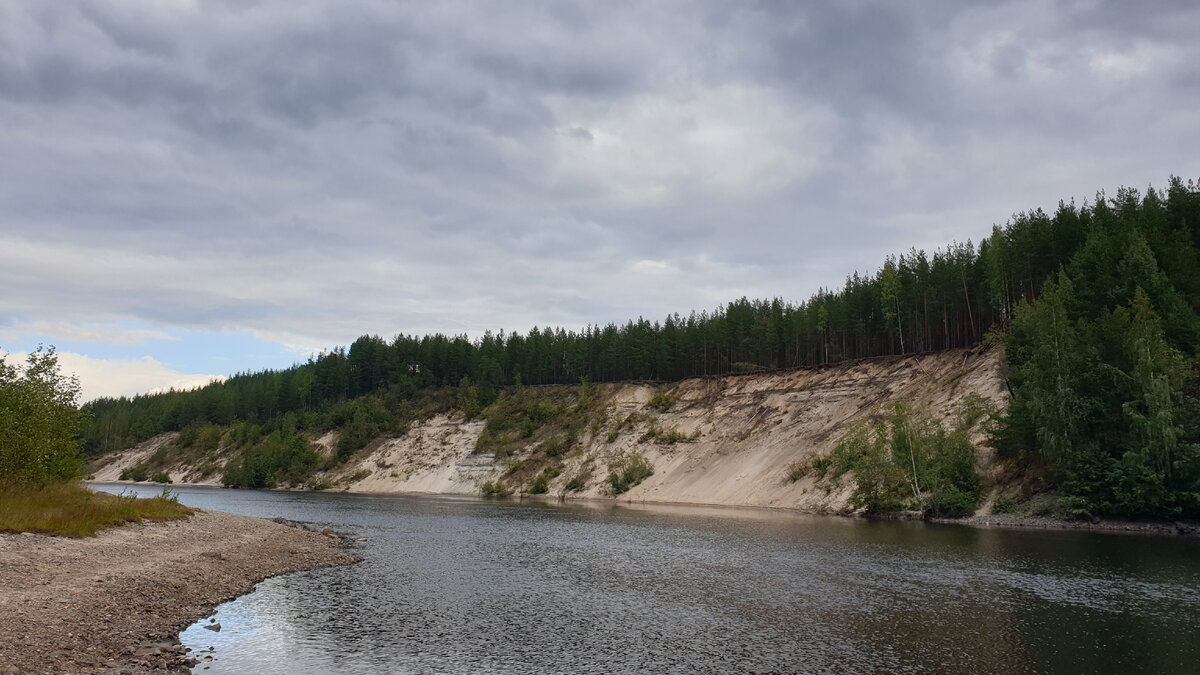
[0,511,356,673]
[94,348,1007,515]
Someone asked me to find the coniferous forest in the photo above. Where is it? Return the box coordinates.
[83,177,1200,518]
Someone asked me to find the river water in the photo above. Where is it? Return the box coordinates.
[95,484,1200,674]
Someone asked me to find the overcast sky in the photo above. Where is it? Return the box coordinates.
[2,0,1198,401]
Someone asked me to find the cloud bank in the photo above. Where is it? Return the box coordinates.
[1,1,1198,395]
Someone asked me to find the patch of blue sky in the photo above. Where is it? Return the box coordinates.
[3,320,307,377]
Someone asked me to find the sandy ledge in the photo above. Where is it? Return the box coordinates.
[0,510,357,673]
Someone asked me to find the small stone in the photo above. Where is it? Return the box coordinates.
[202,623,221,632]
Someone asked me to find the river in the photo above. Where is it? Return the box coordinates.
[94,484,1200,674]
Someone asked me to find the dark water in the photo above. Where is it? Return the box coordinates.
[94,484,1200,674]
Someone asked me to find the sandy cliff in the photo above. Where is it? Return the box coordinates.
[91,348,1006,512]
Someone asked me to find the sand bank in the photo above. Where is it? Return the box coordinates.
[0,511,355,673]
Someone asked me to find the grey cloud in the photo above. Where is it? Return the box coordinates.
[0,0,1197,355]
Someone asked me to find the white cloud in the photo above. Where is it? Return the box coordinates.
[2,351,225,403]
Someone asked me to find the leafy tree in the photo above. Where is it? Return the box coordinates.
[0,347,87,486]
[828,401,986,516]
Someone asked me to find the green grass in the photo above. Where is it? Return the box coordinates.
[0,482,193,537]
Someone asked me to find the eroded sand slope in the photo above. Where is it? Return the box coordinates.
[93,348,1005,512]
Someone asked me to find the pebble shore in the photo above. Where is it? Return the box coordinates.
[0,511,356,673]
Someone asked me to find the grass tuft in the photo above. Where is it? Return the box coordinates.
[0,482,193,538]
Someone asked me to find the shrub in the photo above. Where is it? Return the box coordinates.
[528,465,561,494]
[645,389,678,413]
[786,461,808,483]
[992,496,1017,514]
[607,452,654,495]
[540,434,570,458]
[480,481,511,496]
[642,424,698,445]
[120,466,148,482]
[810,456,831,479]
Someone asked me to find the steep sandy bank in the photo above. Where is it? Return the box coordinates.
[325,348,1005,512]
[0,511,355,673]
[91,348,1006,513]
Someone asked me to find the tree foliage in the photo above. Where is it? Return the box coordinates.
[0,347,87,486]
[996,179,1200,518]
[828,399,989,517]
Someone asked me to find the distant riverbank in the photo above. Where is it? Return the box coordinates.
[91,478,1200,541]
[0,510,355,673]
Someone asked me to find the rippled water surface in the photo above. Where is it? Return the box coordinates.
[96,484,1200,674]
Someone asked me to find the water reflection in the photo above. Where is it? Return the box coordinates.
[92,484,1200,674]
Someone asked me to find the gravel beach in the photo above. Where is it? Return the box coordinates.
[0,510,356,673]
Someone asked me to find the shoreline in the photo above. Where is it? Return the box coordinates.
[0,510,357,673]
[92,479,1200,539]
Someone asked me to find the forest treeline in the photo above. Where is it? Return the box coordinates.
[81,177,1200,518]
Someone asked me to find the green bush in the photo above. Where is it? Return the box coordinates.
[607,452,654,495]
[645,389,678,413]
[480,481,511,496]
[120,466,148,482]
[529,465,561,494]
[810,456,831,479]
